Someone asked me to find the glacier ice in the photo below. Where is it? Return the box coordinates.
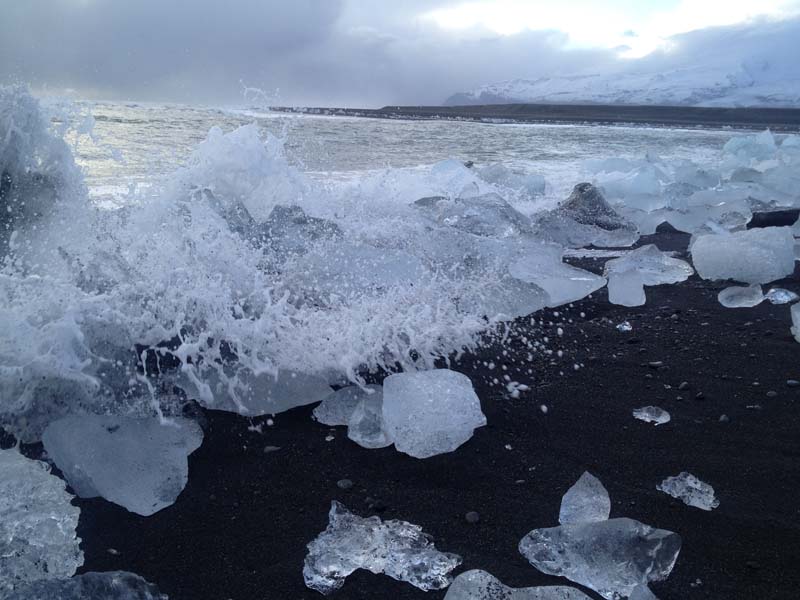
[559,472,611,525]
[532,183,639,248]
[313,386,371,426]
[632,406,671,426]
[414,193,533,238]
[303,501,462,594]
[603,245,694,307]
[519,518,681,600]
[382,369,486,459]
[476,163,546,198]
[42,415,203,516]
[4,571,167,600]
[657,472,719,511]
[347,386,392,449]
[444,570,592,599]
[765,287,799,304]
[0,448,83,592]
[691,227,795,284]
[717,284,764,308]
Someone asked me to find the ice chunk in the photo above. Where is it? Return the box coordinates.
[178,368,332,416]
[508,242,606,308]
[657,472,719,511]
[347,386,392,449]
[765,287,799,304]
[724,130,777,164]
[717,284,764,308]
[477,164,546,197]
[0,448,83,592]
[691,227,795,284]
[792,304,800,343]
[603,245,693,307]
[5,571,167,600]
[313,386,370,426]
[629,585,659,600]
[559,472,611,525]
[616,321,633,332]
[460,273,551,321]
[42,416,203,516]
[532,183,639,248]
[597,166,666,212]
[519,518,681,600]
[303,501,462,594]
[444,569,592,599]
[382,369,486,459]
[632,406,671,426]
[414,193,533,238]
[258,204,342,258]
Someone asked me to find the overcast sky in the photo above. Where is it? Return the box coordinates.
[1,0,799,106]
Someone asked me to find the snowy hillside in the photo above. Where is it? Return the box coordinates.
[447,19,800,108]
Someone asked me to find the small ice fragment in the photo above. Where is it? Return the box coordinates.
[792,304,800,343]
[604,245,693,307]
[559,472,611,525]
[444,569,592,599]
[382,370,487,459]
[657,472,719,511]
[42,416,203,516]
[633,406,671,426]
[5,571,167,599]
[347,386,392,449]
[616,321,633,332]
[607,270,646,307]
[717,284,764,308]
[303,501,462,594]
[0,448,84,591]
[765,288,799,304]
[519,518,681,600]
[313,386,372,426]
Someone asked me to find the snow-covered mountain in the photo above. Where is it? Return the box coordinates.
[446,19,800,108]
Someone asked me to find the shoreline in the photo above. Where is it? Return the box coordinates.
[268,103,800,132]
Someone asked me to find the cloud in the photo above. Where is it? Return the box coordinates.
[0,1,797,106]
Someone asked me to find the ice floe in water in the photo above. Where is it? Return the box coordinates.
[0,448,83,592]
[382,369,486,459]
[559,471,611,525]
[42,416,203,516]
[691,227,795,284]
[303,501,462,594]
[632,406,671,425]
[657,472,720,511]
[603,245,694,307]
[717,284,764,308]
[520,472,680,600]
[444,570,592,599]
[4,571,167,600]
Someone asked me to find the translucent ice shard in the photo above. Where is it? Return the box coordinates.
[765,287,799,304]
[414,193,533,238]
[347,386,392,449]
[382,369,487,459]
[477,164,546,198]
[0,448,83,592]
[603,245,693,307]
[4,571,167,600]
[717,284,764,308]
[303,501,462,594]
[616,321,633,332]
[313,386,371,426]
[691,227,795,284]
[792,304,800,343]
[519,518,681,600]
[532,183,639,248]
[657,472,719,511]
[559,472,611,525]
[258,204,342,258]
[632,406,671,426]
[42,416,203,516]
[444,569,592,599]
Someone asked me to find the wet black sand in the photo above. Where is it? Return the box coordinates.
[68,229,800,599]
[270,104,800,132]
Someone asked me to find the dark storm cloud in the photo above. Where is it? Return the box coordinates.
[0,0,616,106]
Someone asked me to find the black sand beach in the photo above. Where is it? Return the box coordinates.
[69,228,800,600]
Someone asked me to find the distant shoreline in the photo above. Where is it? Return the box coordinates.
[269,103,800,132]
